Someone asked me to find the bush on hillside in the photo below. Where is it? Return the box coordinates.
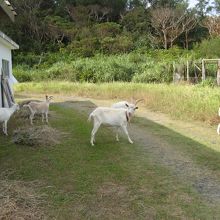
[194,37,220,58]
[132,62,173,83]
[95,22,121,38]
[67,38,100,57]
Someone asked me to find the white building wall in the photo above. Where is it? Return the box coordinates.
[0,42,13,107]
[0,42,12,73]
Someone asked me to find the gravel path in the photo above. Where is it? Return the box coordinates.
[61,100,220,204]
[130,123,220,204]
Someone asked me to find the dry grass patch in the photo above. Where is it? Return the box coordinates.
[88,182,134,219]
[0,172,46,220]
[83,182,154,219]
[12,125,63,147]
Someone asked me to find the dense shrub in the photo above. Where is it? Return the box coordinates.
[13,53,42,67]
[67,38,100,57]
[100,35,133,54]
[194,37,220,58]
[95,22,121,38]
[121,7,150,34]
[132,61,173,83]
[13,65,34,82]
[13,41,220,84]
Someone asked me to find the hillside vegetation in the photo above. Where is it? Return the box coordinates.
[13,38,220,84]
[0,0,219,84]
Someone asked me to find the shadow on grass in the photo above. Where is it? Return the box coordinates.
[59,100,220,203]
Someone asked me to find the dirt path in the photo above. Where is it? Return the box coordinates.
[60,99,220,205]
[16,94,220,204]
[129,123,220,204]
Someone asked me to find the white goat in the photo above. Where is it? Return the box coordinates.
[88,105,138,146]
[0,103,20,135]
[217,107,220,135]
[23,95,53,125]
[111,99,143,109]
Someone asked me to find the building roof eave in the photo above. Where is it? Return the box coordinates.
[0,31,19,49]
[0,0,16,22]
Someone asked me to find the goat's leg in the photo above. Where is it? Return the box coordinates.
[91,121,101,146]
[121,125,133,144]
[116,127,120,141]
[4,121,8,136]
[30,113,34,125]
[45,112,49,123]
[217,124,220,135]
[2,122,5,134]
[42,113,44,122]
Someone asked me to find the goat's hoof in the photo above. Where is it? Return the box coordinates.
[129,141,133,144]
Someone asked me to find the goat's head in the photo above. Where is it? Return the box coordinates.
[126,104,138,116]
[125,98,143,109]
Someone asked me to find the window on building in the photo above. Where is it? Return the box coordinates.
[2,59,10,78]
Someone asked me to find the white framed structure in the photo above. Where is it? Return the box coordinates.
[0,0,19,107]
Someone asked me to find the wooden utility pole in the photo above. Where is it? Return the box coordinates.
[202,59,206,81]
[186,60,189,82]
[173,61,175,83]
[217,60,220,86]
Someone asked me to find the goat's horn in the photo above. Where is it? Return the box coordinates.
[135,99,144,105]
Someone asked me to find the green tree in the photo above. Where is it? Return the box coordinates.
[213,0,220,13]
[195,0,212,17]
[150,0,186,8]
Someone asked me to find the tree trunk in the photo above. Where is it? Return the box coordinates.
[163,30,168,49]
[185,31,189,50]
[170,40,173,48]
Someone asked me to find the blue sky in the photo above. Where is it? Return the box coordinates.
[188,0,197,8]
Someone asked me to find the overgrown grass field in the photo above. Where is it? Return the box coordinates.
[15,82,220,124]
[1,100,220,218]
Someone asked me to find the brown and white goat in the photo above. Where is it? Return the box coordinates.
[24,95,53,125]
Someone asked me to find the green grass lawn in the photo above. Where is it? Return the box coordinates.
[1,102,220,219]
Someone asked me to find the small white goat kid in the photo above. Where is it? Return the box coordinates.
[0,103,20,135]
[217,107,220,135]
[24,95,53,125]
[111,99,143,109]
[88,105,138,146]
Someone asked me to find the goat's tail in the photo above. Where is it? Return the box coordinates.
[88,112,94,122]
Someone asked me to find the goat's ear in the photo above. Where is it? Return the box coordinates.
[125,103,129,107]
